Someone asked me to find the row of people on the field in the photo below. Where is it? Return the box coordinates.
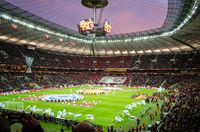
[128,123,146,132]
[131,93,147,98]
[0,90,30,96]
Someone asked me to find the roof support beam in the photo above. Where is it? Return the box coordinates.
[170,36,197,50]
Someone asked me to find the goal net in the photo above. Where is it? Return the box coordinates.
[1,101,24,111]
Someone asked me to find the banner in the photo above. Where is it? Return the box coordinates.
[105,68,128,72]
[0,64,27,72]
[99,76,127,84]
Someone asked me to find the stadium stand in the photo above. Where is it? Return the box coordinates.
[1,41,200,131]
[0,0,200,131]
[1,41,200,91]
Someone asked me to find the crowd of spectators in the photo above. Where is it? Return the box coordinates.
[0,42,133,69]
[145,75,200,132]
[0,72,104,92]
[131,74,165,87]
[155,91,200,131]
[1,42,200,70]
[130,73,200,131]
[131,74,200,89]
[1,72,200,94]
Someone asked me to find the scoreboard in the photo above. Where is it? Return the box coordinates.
[79,18,94,31]
[78,18,112,36]
[103,20,112,33]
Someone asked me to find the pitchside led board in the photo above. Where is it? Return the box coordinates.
[79,18,94,31]
[103,20,112,33]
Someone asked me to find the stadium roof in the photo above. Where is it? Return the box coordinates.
[0,0,200,56]
[4,0,169,35]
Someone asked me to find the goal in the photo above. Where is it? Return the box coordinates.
[1,101,24,111]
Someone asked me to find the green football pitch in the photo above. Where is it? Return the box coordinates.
[0,85,164,132]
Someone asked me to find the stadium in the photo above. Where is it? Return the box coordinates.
[0,0,200,132]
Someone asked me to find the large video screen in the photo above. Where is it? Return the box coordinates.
[79,18,94,31]
[103,20,112,33]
